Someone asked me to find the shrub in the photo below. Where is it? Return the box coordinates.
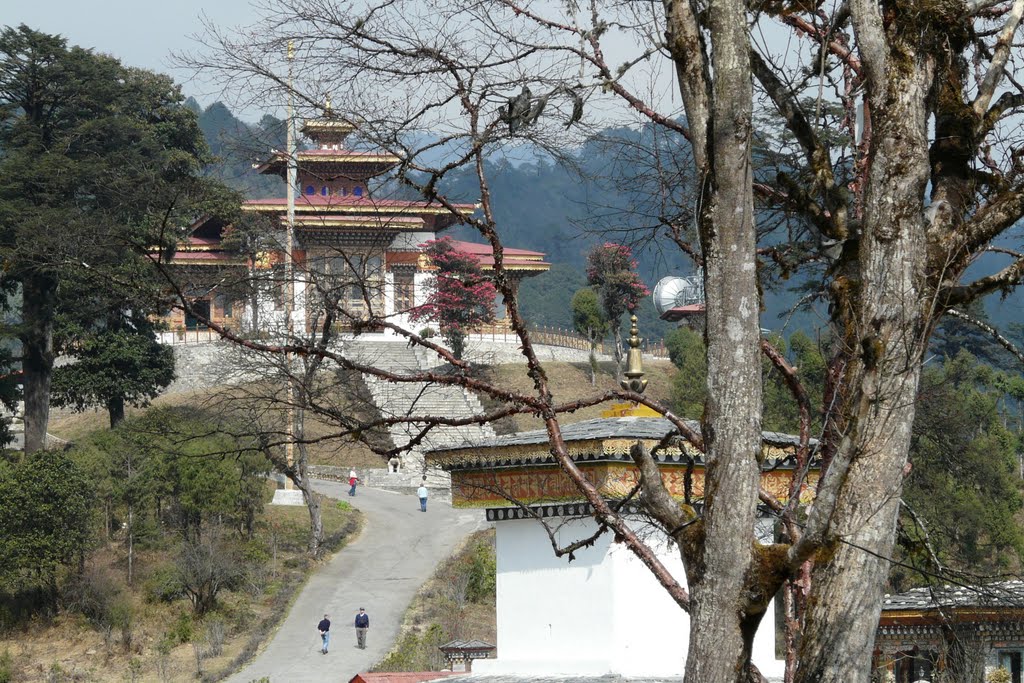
[989,668,1012,683]
[164,611,195,646]
[0,650,12,683]
[418,327,436,339]
[63,566,122,627]
[204,619,226,657]
[176,532,242,616]
[142,565,184,604]
[465,541,496,603]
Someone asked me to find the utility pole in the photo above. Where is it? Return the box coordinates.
[273,39,304,506]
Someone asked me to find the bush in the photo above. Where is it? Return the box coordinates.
[204,619,226,657]
[63,566,122,627]
[164,611,195,646]
[0,650,12,683]
[418,327,436,339]
[176,532,242,616]
[465,541,496,603]
[989,668,1012,683]
[142,565,185,604]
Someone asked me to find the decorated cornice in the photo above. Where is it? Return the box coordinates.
[430,434,807,472]
[241,200,476,216]
[448,461,818,508]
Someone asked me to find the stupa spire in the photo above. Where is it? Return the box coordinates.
[620,314,648,394]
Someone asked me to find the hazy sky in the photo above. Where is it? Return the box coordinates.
[8,0,262,112]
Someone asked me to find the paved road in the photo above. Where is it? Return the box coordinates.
[227,481,483,683]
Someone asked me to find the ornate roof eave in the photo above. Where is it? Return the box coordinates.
[241,201,477,217]
[427,419,815,472]
[432,430,815,473]
[253,151,401,175]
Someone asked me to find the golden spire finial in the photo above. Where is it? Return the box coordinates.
[620,314,648,395]
[325,94,333,115]
[287,40,295,60]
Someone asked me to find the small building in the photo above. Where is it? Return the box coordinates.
[874,581,1024,683]
[163,106,549,337]
[424,323,814,679]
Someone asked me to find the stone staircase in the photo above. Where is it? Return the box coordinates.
[342,340,496,488]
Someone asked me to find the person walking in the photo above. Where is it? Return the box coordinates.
[354,608,369,649]
[417,482,428,512]
[348,469,359,496]
[317,614,331,654]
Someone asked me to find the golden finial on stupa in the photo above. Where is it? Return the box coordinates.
[620,314,648,394]
[287,40,295,60]
[325,94,333,115]
[601,314,658,418]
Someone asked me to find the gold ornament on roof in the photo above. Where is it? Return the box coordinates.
[325,94,333,116]
[287,40,295,60]
[620,314,648,394]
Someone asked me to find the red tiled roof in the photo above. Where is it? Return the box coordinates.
[659,304,706,322]
[184,236,220,247]
[448,240,545,258]
[297,149,392,157]
[169,251,240,263]
[445,240,549,270]
[348,673,460,683]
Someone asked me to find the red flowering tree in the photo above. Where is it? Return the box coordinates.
[585,243,649,376]
[412,237,497,360]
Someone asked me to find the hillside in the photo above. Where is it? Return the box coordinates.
[192,99,1024,342]
[475,359,678,435]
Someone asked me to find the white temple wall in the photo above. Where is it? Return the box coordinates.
[478,516,623,675]
[477,513,786,679]
[390,231,436,251]
[383,271,395,318]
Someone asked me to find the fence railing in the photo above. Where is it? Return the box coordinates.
[157,329,223,345]
[468,324,670,359]
[156,323,670,359]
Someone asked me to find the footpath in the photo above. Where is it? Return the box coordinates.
[226,481,483,683]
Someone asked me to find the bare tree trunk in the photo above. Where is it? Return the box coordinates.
[684,0,763,678]
[795,24,933,681]
[588,332,597,386]
[294,425,324,557]
[107,395,125,428]
[249,262,260,334]
[612,322,624,383]
[21,271,57,453]
[127,504,135,586]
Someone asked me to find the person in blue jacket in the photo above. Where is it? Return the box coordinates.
[354,608,370,649]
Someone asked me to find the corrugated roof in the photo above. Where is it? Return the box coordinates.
[882,580,1024,611]
[429,416,813,454]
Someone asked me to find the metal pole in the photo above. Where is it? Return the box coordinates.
[284,41,297,490]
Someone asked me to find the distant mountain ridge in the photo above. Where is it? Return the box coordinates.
[192,100,1024,341]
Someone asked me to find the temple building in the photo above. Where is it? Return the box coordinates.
[873,581,1024,682]
[163,108,549,337]
[424,319,814,679]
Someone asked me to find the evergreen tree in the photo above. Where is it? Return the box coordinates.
[0,26,235,450]
[571,287,608,385]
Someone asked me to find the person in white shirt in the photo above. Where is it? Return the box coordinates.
[417,482,428,512]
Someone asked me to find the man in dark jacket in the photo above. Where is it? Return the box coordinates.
[354,608,370,649]
[317,614,331,654]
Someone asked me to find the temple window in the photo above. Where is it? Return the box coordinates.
[339,187,348,196]
[353,186,363,197]
[305,185,315,195]
[395,271,415,311]
[321,186,328,196]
